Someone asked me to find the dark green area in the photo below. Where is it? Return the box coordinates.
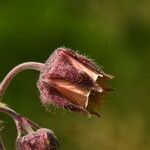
[0,0,150,149]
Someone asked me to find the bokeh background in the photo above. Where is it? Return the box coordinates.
[0,0,150,149]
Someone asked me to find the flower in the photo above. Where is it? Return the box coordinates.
[38,48,113,116]
[15,115,59,150]
[17,128,59,150]
[0,104,59,150]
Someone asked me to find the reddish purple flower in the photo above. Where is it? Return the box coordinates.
[14,115,59,150]
[17,128,59,150]
[0,104,59,150]
[38,48,113,116]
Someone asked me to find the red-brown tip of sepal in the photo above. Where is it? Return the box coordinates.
[37,47,113,117]
[16,128,59,150]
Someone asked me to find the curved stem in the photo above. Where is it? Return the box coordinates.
[0,62,44,99]
[0,104,39,138]
[0,105,19,120]
[0,104,22,139]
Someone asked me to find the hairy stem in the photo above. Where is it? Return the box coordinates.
[0,103,40,139]
[0,104,19,120]
[0,62,44,99]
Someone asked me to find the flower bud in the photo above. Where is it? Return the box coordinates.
[17,128,59,150]
[0,100,59,149]
[14,115,59,150]
[38,48,113,116]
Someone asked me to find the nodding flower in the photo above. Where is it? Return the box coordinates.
[0,103,59,150]
[15,114,59,150]
[0,47,114,149]
[38,48,113,117]
[17,128,59,150]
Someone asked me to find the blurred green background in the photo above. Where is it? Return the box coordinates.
[0,0,150,149]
